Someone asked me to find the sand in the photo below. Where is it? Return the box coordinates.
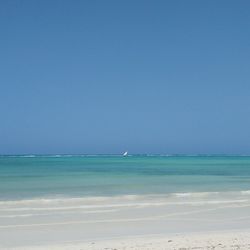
[1,193,250,249]
[5,231,250,250]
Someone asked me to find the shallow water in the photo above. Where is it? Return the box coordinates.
[1,155,250,200]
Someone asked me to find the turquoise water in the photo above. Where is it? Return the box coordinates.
[1,155,250,200]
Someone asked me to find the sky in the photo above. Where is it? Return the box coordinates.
[0,0,250,155]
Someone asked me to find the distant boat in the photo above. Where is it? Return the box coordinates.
[123,151,128,156]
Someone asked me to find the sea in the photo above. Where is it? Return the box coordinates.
[1,155,250,248]
[1,155,250,201]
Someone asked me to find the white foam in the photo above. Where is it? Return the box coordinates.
[1,190,250,210]
[173,192,220,198]
[20,155,36,158]
[0,209,118,218]
[241,190,250,195]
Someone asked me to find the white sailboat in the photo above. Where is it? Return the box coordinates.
[123,151,128,156]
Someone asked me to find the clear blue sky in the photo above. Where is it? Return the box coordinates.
[1,0,250,154]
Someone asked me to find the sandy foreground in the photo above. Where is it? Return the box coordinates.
[1,194,250,249]
[5,231,250,250]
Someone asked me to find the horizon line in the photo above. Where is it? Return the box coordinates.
[1,154,250,157]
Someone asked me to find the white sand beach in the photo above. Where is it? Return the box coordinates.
[6,231,250,250]
[1,192,250,249]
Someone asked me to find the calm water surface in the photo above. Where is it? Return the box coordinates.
[1,155,250,200]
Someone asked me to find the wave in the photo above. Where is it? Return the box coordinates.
[1,190,250,208]
[19,155,36,158]
[0,209,118,218]
[241,190,250,195]
[1,199,249,212]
